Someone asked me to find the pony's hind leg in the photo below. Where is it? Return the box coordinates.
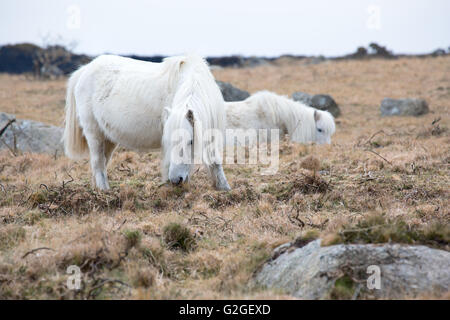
[104,138,117,167]
[84,131,110,190]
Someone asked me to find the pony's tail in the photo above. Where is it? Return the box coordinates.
[63,68,88,159]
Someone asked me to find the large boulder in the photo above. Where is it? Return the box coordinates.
[0,43,91,75]
[0,113,63,155]
[216,81,250,102]
[380,98,429,116]
[0,43,42,74]
[254,239,450,299]
[292,92,341,117]
[291,92,313,105]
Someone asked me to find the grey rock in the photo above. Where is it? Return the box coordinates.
[254,239,450,299]
[291,92,313,105]
[0,112,63,155]
[216,81,250,102]
[292,92,341,117]
[380,98,429,116]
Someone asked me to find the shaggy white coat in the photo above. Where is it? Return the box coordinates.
[63,54,230,190]
[225,91,335,145]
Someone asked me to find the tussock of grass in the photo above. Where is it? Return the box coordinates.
[0,225,26,250]
[263,172,330,201]
[28,183,123,216]
[131,266,156,288]
[323,213,449,250]
[163,223,196,252]
[292,230,321,248]
[123,230,142,249]
[205,184,259,209]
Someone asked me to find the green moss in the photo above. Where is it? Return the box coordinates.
[330,275,356,300]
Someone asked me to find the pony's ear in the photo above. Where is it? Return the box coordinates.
[162,107,171,122]
[314,110,321,122]
[186,109,194,126]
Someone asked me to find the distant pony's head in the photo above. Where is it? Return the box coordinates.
[162,108,196,185]
[314,110,335,144]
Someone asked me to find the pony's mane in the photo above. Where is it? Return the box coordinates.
[162,54,226,166]
[247,91,317,142]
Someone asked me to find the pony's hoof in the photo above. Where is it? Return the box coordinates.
[216,183,231,191]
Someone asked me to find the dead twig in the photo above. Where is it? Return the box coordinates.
[305,216,329,229]
[365,149,392,165]
[22,247,55,259]
[431,117,441,125]
[87,278,130,299]
[0,119,15,137]
[288,211,305,228]
[0,137,17,157]
[112,219,127,232]
[364,130,385,145]
[62,173,74,189]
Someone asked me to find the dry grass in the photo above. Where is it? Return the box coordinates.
[0,56,449,299]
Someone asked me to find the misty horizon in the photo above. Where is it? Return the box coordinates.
[1,0,449,57]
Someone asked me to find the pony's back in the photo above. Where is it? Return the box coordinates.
[247,91,317,142]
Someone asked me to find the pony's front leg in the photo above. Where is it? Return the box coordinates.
[208,163,231,191]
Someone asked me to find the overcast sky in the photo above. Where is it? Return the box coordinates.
[1,0,449,57]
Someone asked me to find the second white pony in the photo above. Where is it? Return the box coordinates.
[225,91,335,145]
[63,54,230,191]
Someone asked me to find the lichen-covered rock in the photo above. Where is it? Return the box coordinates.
[0,112,63,155]
[254,239,450,299]
[292,92,341,117]
[216,81,250,102]
[380,98,429,116]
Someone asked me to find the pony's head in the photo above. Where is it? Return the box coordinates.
[161,108,197,185]
[313,110,335,144]
[161,53,226,186]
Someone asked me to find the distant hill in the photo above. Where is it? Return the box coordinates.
[0,42,448,75]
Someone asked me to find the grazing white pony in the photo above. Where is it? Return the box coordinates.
[63,54,230,190]
[225,91,335,145]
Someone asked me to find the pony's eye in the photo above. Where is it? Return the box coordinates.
[317,128,323,133]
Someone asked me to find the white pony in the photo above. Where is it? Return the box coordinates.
[225,91,335,145]
[63,54,230,190]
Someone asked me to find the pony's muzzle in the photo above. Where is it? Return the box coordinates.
[170,175,186,185]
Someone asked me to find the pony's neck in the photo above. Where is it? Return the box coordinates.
[275,96,316,143]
